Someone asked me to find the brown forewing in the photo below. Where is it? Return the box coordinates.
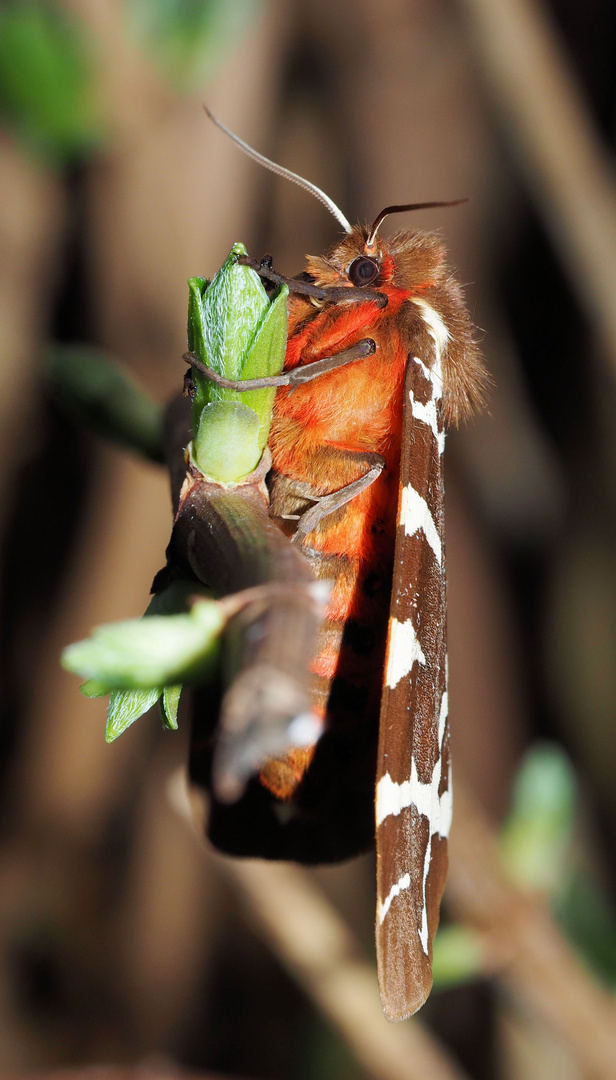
[375,349,448,1022]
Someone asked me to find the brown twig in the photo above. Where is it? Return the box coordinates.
[169,770,471,1080]
[0,137,66,537]
[447,784,616,1080]
[460,0,616,370]
[162,399,327,802]
[217,858,470,1080]
[23,1069,249,1080]
[171,766,616,1080]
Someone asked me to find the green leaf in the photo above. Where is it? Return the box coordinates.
[106,687,162,743]
[187,276,210,359]
[500,742,576,894]
[199,241,270,382]
[0,2,102,165]
[162,684,182,730]
[46,345,164,462]
[62,598,223,689]
[80,679,109,698]
[235,282,289,450]
[431,925,484,990]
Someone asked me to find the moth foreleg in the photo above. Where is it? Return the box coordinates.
[285,339,376,389]
[183,339,375,393]
[236,255,388,308]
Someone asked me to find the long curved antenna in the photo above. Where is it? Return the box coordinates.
[366,199,468,247]
[204,107,352,234]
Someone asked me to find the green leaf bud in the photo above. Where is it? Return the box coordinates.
[187,242,288,481]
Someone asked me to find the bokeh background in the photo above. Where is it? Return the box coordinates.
[1,1,616,1078]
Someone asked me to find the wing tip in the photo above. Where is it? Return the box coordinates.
[379,972,433,1023]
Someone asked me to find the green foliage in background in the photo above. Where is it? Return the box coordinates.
[555,874,616,990]
[0,1,102,165]
[0,0,264,163]
[557,872,616,989]
[125,0,264,91]
[431,925,485,991]
[432,742,616,995]
[47,345,164,462]
[503,742,616,991]
[500,742,576,894]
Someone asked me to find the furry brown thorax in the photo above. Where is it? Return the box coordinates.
[301,224,489,426]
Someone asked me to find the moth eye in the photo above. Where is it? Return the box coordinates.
[348,256,380,287]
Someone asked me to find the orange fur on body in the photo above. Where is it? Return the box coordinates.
[259,226,487,799]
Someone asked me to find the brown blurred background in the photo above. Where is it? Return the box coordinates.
[1,1,616,1077]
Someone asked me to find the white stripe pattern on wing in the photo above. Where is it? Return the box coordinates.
[376,688,451,952]
[377,873,411,925]
[399,483,442,565]
[385,616,426,689]
[377,302,450,949]
[409,351,445,455]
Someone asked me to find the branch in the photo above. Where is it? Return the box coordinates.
[169,770,471,1080]
[461,0,616,369]
[447,783,616,1080]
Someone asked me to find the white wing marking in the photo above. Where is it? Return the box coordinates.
[376,689,451,951]
[385,617,426,689]
[377,873,411,925]
[399,484,442,565]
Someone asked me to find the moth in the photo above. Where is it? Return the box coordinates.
[190,112,488,1021]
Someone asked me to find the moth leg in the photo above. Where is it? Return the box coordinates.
[236,255,388,309]
[183,338,376,392]
[292,452,385,546]
[285,340,376,390]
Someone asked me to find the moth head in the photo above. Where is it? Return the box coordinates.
[203,109,467,290]
[204,109,488,420]
[305,201,468,293]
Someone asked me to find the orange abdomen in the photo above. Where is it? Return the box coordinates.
[261,291,409,798]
